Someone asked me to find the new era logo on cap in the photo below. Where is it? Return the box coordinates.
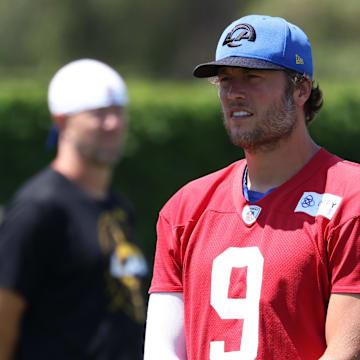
[193,15,313,79]
[296,54,304,65]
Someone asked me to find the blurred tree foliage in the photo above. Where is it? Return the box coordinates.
[0,0,358,80]
[0,0,249,78]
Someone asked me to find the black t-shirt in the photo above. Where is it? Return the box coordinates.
[0,168,148,360]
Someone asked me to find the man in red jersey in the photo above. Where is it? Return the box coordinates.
[144,15,360,360]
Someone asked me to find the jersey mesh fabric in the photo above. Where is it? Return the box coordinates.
[149,148,360,360]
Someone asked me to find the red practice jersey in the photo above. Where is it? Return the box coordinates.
[150,149,360,359]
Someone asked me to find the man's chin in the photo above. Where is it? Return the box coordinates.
[94,152,122,166]
[81,148,123,167]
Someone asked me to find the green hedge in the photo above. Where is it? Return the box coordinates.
[0,79,360,260]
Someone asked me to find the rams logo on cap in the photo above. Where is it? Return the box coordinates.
[223,23,256,47]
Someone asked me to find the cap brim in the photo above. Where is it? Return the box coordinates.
[193,57,286,78]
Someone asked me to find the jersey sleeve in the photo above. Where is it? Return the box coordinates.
[328,216,360,293]
[0,198,51,300]
[148,166,236,294]
[149,211,184,293]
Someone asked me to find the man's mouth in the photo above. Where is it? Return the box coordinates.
[232,111,252,117]
[230,109,253,118]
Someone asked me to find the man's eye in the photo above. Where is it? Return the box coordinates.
[247,73,260,79]
[219,77,231,83]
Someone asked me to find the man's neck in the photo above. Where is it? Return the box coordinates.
[51,155,112,199]
[245,131,320,193]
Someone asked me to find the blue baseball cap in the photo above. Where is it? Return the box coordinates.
[193,15,313,79]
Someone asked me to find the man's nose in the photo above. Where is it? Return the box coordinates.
[226,79,247,100]
[102,113,125,130]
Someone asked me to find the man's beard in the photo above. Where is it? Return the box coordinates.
[223,89,297,154]
[76,142,123,166]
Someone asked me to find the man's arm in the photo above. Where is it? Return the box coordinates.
[144,292,187,360]
[319,293,360,360]
[0,288,26,360]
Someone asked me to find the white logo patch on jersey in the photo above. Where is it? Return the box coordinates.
[294,192,342,220]
[242,205,262,225]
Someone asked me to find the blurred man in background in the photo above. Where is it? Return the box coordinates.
[145,15,360,359]
[0,58,148,360]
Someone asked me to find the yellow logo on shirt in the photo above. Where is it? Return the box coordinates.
[98,209,147,323]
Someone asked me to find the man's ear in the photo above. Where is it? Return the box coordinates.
[51,114,67,131]
[293,78,312,107]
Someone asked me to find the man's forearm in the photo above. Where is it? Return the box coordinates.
[0,289,26,360]
[144,292,187,359]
